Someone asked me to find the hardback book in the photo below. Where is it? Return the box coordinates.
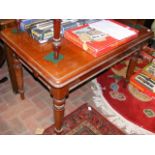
[130,61,155,97]
[30,20,53,30]
[141,61,155,81]
[29,20,54,43]
[20,19,48,31]
[64,19,139,57]
[31,28,53,43]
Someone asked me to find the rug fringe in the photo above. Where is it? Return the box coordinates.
[91,79,153,135]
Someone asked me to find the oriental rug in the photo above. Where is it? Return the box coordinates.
[92,56,155,134]
[43,103,124,135]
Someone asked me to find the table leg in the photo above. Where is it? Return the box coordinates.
[13,54,24,100]
[126,48,141,82]
[5,46,18,93]
[51,87,68,134]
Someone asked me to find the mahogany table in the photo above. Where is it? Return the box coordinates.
[0,21,153,133]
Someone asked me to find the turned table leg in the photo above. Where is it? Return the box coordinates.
[13,54,24,100]
[5,46,18,93]
[51,87,68,134]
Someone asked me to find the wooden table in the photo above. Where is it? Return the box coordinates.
[0,20,153,133]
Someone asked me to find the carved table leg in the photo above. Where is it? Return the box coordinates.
[5,46,18,93]
[51,87,69,134]
[13,54,24,100]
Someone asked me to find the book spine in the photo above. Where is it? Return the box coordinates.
[95,46,115,57]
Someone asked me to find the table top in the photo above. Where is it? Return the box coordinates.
[0,19,16,25]
[0,21,153,88]
[0,20,16,30]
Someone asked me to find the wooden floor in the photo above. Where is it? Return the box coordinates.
[0,62,95,134]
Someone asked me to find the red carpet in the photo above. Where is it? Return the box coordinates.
[94,56,155,134]
[43,104,124,135]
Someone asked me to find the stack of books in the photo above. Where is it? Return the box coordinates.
[130,60,155,97]
[30,20,53,43]
[64,19,139,57]
[20,19,48,32]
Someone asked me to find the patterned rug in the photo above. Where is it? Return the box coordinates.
[92,53,155,134]
[43,103,124,135]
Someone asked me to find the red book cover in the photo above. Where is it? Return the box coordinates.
[64,19,139,57]
[130,70,155,97]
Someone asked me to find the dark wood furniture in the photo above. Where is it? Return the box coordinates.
[0,41,8,83]
[0,20,153,133]
[0,19,16,84]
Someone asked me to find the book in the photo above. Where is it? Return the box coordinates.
[31,27,53,43]
[29,20,54,43]
[130,70,155,97]
[142,61,155,81]
[20,19,48,31]
[130,60,155,97]
[31,20,53,30]
[64,19,139,57]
